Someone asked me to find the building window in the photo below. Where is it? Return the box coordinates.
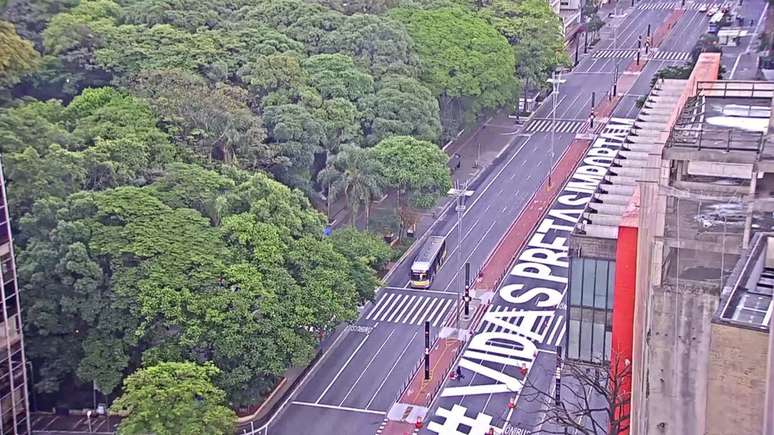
[567,257,615,363]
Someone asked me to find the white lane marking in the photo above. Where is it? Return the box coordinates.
[366,293,396,320]
[546,314,564,344]
[338,328,397,406]
[292,401,386,415]
[395,296,422,324]
[316,332,370,403]
[432,135,533,265]
[416,297,444,325]
[382,286,459,295]
[441,220,497,292]
[364,329,419,409]
[383,294,410,322]
[408,297,432,324]
[428,299,453,327]
[730,53,743,78]
[747,2,769,54]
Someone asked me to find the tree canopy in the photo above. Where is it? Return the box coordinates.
[112,362,237,435]
[0,20,39,91]
[372,135,452,208]
[0,0,572,413]
[390,6,518,134]
[19,166,369,404]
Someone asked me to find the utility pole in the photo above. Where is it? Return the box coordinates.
[584,30,589,53]
[575,37,580,65]
[447,183,473,332]
[424,320,430,380]
[547,71,566,187]
[464,263,471,316]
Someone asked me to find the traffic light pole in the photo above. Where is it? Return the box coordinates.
[464,263,470,317]
[424,320,430,380]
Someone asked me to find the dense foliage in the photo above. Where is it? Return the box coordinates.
[0,0,569,423]
[112,362,237,434]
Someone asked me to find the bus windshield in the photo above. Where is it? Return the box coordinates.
[411,271,427,281]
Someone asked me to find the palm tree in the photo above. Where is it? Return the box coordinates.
[317,145,385,229]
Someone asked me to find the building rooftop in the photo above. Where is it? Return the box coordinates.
[575,79,686,240]
[716,232,774,330]
[659,80,774,289]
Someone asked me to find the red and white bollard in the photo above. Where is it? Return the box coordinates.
[415,417,423,429]
[507,397,516,409]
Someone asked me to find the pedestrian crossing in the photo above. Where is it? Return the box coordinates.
[636,1,732,10]
[365,291,454,326]
[476,305,567,348]
[592,49,638,59]
[649,50,692,61]
[525,118,586,134]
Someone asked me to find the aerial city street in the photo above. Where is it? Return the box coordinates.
[0,0,772,434]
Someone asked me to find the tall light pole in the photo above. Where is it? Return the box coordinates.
[447,182,473,333]
[547,71,566,187]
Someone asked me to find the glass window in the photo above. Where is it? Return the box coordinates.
[592,322,606,362]
[570,259,583,306]
[582,259,595,307]
[608,261,616,309]
[579,317,593,361]
[594,260,609,309]
[568,319,580,360]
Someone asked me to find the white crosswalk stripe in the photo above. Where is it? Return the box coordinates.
[636,1,732,9]
[525,119,586,134]
[650,50,692,61]
[636,1,678,9]
[592,49,638,59]
[365,292,454,326]
[544,314,566,347]
[477,306,553,336]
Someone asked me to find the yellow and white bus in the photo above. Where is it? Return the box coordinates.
[409,236,447,288]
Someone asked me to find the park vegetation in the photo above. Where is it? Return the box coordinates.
[0,0,568,428]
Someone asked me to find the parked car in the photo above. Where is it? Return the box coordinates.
[698,4,708,12]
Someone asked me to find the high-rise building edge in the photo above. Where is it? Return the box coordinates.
[0,159,31,434]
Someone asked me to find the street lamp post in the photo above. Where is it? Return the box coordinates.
[447,182,473,333]
[546,71,566,187]
[25,361,35,412]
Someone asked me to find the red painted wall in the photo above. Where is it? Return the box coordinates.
[612,225,638,362]
[611,224,638,435]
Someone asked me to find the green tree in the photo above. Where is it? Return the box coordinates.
[0,88,175,221]
[587,14,605,41]
[263,103,326,190]
[302,53,374,101]
[19,187,228,396]
[0,20,40,91]
[390,6,518,135]
[112,362,236,435]
[329,227,391,301]
[317,145,385,228]
[372,136,451,231]
[479,0,570,101]
[360,74,441,145]
[317,14,418,77]
[1,0,79,49]
[124,69,271,168]
[237,52,307,104]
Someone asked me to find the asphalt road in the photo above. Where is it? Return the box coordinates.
[268,2,729,434]
[419,1,762,433]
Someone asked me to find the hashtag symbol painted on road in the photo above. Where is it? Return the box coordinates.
[426,404,500,435]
